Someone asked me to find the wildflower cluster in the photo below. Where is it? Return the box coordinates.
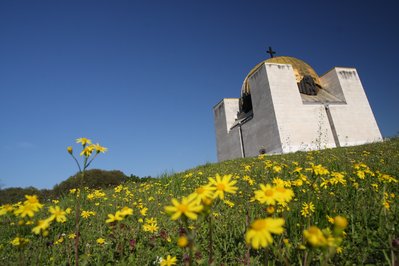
[164,173,238,221]
[0,138,397,265]
[14,195,43,218]
[254,183,294,206]
[106,207,133,224]
[303,216,348,256]
[72,137,107,157]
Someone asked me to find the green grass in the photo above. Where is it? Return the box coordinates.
[1,138,399,265]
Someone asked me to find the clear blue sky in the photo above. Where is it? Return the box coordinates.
[1,0,398,189]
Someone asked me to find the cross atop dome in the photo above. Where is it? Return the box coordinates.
[266,46,276,58]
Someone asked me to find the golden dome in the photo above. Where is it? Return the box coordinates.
[241,56,321,95]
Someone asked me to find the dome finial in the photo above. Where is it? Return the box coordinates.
[266,46,276,58]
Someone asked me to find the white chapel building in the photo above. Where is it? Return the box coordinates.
[213,54,382,161]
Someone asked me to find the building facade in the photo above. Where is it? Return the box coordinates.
[213,56,382,161]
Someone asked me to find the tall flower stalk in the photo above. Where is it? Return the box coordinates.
[67,138,107,266]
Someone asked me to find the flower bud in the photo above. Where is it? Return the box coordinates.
[67,146,73,154]
[334,216,348,230]
[266,205,275,214]
[177,235,189,247]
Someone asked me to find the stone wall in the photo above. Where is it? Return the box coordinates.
[213,99,242,161]
[321,68,383,146]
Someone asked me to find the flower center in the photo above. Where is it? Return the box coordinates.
[252,220,266,231]
[196,187,205,194]
[217,183,225,191]
[178,204,188,213]
[264,189,274,197]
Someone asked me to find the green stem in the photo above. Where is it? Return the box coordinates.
[86,153,99,169]
[74,169,85,266]
[74,199,80,266]
[70,154,82,173]
[245,210,250,266]
[208,215,213,265]
[182,217,193,266]
[303,250,308,266]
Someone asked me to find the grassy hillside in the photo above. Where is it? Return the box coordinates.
[1,138,398,265]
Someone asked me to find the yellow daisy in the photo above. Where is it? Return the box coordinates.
[245,218,285,249]
[160,255,177,266]
[208,174,238,200]
[254,184,277,205]
[164,194,203,220]
[48,206,67,223]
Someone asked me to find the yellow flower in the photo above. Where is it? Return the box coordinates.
[191,185,214,204]
[164,194,203,220]
[0,204,14,216]
[292,179,303,187]
[145,217,157,224]
[273,165,282,173]
[307,163,329,175]
[96,238,106,245]
[14,203,37,218]
[48,206,67,223]
[208,174,238,200]
[140,207,148,216]
[91,143,107,153]
[266,205,275,214]
[301,202,315,217]
[223,199,235,208]
[143,222,158,233]
[336,246,343,254]
[81,210,95,219]
[177,235,188,247]
[67,146,73,154]
[243,175,255,185]
[119,207,133,216]
[245,218,285,249]
[54,237,64,245]
[378,173,398,183]
[254,184,277,205]
[303,226,328,247]
[326,215,335,224]
[32,218,52,235]
[105,211,124,223]
[292,167,303,173]
[330,172,346,186]
[10,237,30,246]
[244,165,251,171]
[80,145,95,157]
[160,255,177,266]
[24,195,41,205]
[76,137,92,146]
[274,185,294,204]
[114,185,123,193]
[334,216,348,230]
[356,170,365,179]
[68,233,76,239]
[87,194,95,200]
